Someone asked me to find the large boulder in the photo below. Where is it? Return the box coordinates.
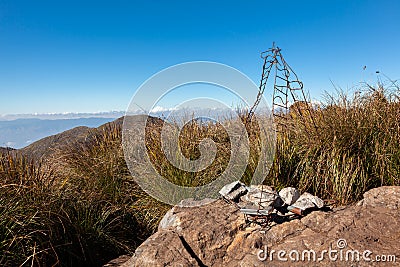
[358,186,400,209]
[109,186,400,267]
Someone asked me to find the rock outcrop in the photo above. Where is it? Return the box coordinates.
[112,186,400,266]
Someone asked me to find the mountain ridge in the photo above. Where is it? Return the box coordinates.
[0,117,119,149]
[16,117,125,162]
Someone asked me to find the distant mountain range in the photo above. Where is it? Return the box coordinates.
[0,116,160,163]
[0,117,119,149]
[0,107,261,150]
[0,111,126,121]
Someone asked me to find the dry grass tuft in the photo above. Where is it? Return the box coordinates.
[1,82,399,265]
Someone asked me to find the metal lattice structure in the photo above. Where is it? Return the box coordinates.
[240,44,318,228]
[248,43,317,132]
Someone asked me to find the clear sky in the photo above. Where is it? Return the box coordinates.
[0,0,399,115]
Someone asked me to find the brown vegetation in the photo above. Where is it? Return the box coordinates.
[0,83,399,265]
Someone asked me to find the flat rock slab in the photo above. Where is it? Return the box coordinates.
[108,186,400,267]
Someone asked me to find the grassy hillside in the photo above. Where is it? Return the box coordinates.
[0,117,117,149]
[0,83,399,266]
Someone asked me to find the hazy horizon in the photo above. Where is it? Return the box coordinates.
[1,1,399,115]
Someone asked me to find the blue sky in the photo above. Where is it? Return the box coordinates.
[0,0,399,115]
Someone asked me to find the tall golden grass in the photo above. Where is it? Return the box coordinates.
[0,82,399,265]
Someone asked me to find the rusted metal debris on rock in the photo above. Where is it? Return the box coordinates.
[219,181,325,228]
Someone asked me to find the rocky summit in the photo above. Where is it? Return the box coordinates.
[107,186,400,267]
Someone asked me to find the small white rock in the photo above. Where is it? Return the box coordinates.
[219,181,248,201]
[279,187,300,205]
[292,197,315,210]
[292,192,325,210]
[297,192,324,208]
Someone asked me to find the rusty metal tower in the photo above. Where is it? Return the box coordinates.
[248,43,316,131]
